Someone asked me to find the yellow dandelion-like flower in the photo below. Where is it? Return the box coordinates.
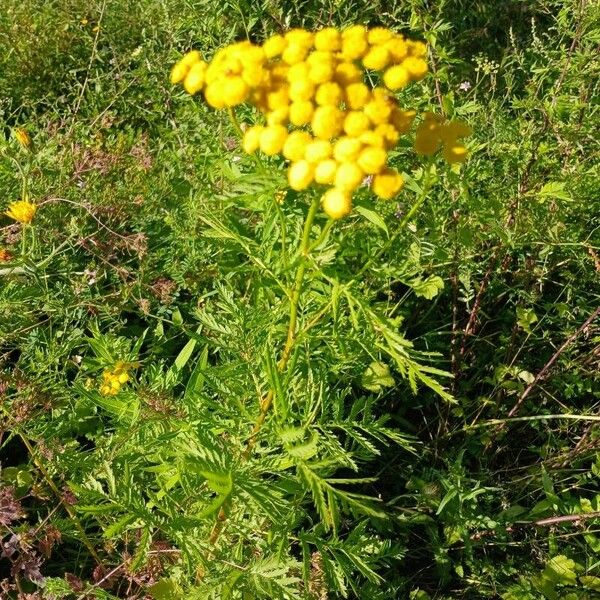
[14,128,31,149]
[5,200,37,224]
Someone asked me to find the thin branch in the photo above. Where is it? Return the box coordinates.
[507,305,600,418]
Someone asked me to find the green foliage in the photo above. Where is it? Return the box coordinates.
[1,0,599,598]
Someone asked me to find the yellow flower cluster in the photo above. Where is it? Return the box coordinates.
[414,113,472,164]
[5,200,37,224]
[99,362,131,396]
[171,27,469,218]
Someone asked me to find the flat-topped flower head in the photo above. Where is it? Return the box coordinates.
[171,26,471,218]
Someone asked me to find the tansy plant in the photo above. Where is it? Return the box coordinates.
[125,24,473,597]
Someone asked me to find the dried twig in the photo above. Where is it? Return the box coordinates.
[507,305,600,418]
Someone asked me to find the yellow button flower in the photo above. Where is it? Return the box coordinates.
[442,144,468,164]
[359,131,385,148]
[343,111,370,137]
[372,168,404,199]
[263,34,286,58]
[439,120,473,144]
[340,27,368,60]
[404,56,428,80]
[259,125,288,155]
[385,38,408,62]
[414,120,441,155]
[267,86,290,110]
[287,61,310,82]
[170,62,189,84]
[342,25,367,38]
[357,146,387,174]
[289,79,315,102]
[308,60,335,84]
[322,188,352,219]
[5,200,37,224]
[266,106,289,125]
[391,108,416,133]
[288,160,315,190]
[375,123,400,148]
[289,100,315,126]
[305,140,333,163]
[334,62,362,85]
[242,125,264,153]
[383,65,410,90]
[367,27,393,45]
[333,137,362,163]
[335,162,364,192]
[183,61,207,95]
[311,106,343,139]
[363,46,390,71]
[345,83,370,110]
[314,160,338,185]
[283,131,312,162]
[315,82,343,106]
[282,43,309,65]
[364,99,393,124]
[204,83,226,109]
[314,27,341,51]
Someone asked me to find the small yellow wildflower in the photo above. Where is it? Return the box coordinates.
[335,162,364,192]
[372,168,404,200]
[314,160,338,185]
[14,128,31,149]
[5,200,37,224]
[99,362,134,396]
[357,147,387,174]
[283,130,312,162]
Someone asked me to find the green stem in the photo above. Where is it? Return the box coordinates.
[20,224,28,258]
[279,195,320,365]
[308,218,334,253]
[250,195,319,446]
[226,107,244,138]
[209,196,320,550]
[0,408,103,566]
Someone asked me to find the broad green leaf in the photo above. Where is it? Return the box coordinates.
[149,579,184,600]
[516,307,538,334]
[199,469,233,496]
[361,361,395,393]
[411,275,444,299]
[537,181,572,202]
[103,513,136,539]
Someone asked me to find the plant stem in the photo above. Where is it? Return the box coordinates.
[226,107,244,139]
[0,410,104,566]
[247,194,320,454]
[208,196,320,549]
